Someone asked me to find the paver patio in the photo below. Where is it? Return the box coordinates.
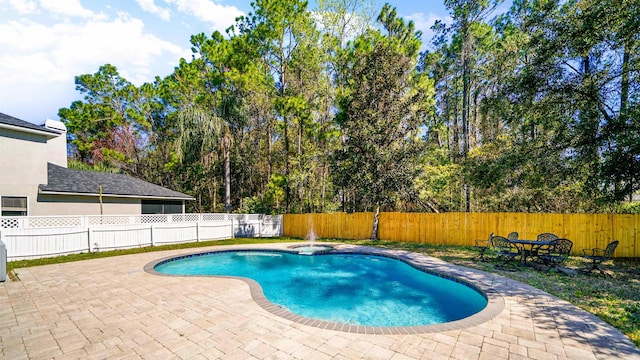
[1,242,639,359]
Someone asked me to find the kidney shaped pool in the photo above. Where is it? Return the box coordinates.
[151,250,488,328]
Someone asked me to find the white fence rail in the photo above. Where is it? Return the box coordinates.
[0,213,282,261]
[0,213,268,229]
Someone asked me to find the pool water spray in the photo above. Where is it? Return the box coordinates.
[307,229,317,243]
[291,215,331,254]
[298,228,329,254]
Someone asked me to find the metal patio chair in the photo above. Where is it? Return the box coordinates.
[474,233,493,262]
[530,232,559,262]
[581,240,619,276]
[491,235,520,269]
[536,233,559,241]
[538,238,573,272]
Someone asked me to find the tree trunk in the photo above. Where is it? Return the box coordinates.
[462,58,470,157]
[224,137,231,213]
[370,205,380,240]
[617,44,630,198]
[284,115,291,213]
[212,180,217,211]
[298,116,303,156]
[452,89,459,158]
[620,43,630,117]
[280,55,291,213]
[321,161,327,210]
[266,115,273,182]
[461,19,471,213]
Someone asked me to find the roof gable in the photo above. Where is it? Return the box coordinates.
[39,163,193,200]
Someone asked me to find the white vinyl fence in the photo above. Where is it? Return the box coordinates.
[0,213,282,261]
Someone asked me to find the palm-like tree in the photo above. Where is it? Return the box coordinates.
[175,105,232,213]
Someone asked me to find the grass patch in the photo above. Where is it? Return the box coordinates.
[6,238,301,274]
[5,237,639,347]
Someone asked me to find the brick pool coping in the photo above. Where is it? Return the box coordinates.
[2,241,639,359]
[143,244,506,335]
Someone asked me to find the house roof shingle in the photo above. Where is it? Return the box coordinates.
[0,112,60,135]
[39,163,193,200]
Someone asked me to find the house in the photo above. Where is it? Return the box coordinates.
[0,112,193,216]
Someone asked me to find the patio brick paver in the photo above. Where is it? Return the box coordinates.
[1,242,639,359]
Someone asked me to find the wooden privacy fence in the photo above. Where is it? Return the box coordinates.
[283,212,640,258]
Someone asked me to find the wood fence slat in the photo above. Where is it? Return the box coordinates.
[282,212,639,257]
[612,214,636,257]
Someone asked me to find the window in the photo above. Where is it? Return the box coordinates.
[141,200,183,214]
[1,196,28,216]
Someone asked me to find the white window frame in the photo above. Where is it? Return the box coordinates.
[1,195,29,216]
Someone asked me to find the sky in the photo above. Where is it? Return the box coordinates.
[0,0,475,124]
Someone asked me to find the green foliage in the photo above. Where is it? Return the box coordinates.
[416,148,464,212]
[332,5,433,212]
[67,159,121,174]
[238,174,289,214]
[59,64,150,174]
[59,0,638,214]
[606,202,640,214]
[418,0,640,213]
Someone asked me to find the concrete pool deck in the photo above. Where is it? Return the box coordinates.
[1,242,639,359]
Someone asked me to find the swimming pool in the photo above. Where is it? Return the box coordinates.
[152,249,488,328]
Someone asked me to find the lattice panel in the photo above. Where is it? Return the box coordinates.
[202,213,226,222]
[88,216,131,226]
[183,214,200,222]
[141,215,169,223]
[169,214,200,222]
[28,217,82,228]
[1,218,19,229]
[170,214,186,222]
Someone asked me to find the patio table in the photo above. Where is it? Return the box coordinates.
[509,239,552,264]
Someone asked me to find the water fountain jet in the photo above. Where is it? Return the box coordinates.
[288,214,333,255]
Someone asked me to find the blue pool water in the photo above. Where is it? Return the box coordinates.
[154,251,487,327]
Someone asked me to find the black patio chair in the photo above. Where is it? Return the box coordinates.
[536,233,559,241]
[474,233,493,262]
[491,235,520,269]
[581,240,619,276]
[530,232,559,262]
[538,238,573,272]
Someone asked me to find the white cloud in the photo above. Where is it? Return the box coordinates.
[0,14,190,87]
[0,51,59,82]
[0,0,240,122]
[165,0,243,32]
[39,0,96,19]
[135,0,171,21]
[0,20,56,52]
[1,0,105,19]
[406,12,452,48]
[54,16,189,84]
[0,0,38,14]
